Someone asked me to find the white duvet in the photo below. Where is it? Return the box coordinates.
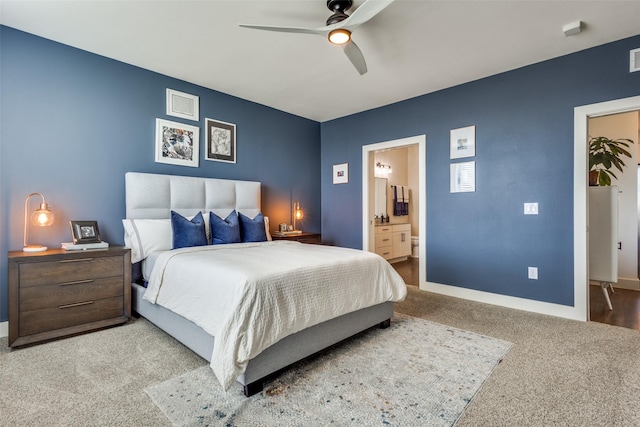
[143,240,407,390]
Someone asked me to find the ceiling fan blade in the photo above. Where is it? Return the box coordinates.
[239,23,328,37]
[343,40,367,75]
[341,0,394,31]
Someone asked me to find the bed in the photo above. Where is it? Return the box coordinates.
[125,172,406,396]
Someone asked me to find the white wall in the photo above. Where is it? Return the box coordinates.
[589,111,640,289]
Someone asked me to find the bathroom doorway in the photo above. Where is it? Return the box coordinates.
[362,135,426,286]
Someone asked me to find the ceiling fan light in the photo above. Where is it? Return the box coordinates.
[328,29,351,45]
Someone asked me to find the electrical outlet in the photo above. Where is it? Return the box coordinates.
[528,267,538,280]
[524,203,538,215]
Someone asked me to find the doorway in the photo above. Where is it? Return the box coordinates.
[362,135,426,286]
[588,111,640,327]
[574,95,640,323]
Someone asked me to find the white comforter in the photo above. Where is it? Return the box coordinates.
[143,241,407,390]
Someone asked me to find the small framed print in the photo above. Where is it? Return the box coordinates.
[205,118,236,163]
[450,125,476,159]
[450,161,476,193]
[155,118,199,167]
[166,88,199,121]
[333,163,349,184]
[69,221,101,244]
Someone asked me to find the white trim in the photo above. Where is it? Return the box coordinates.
[362,135,426,285]
[574,96,640,322]
[0,321,7,339]
[421,281,585,320]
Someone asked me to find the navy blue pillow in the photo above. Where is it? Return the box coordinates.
[171,211,208,249]
[238,212,267,242]
[209,211,241,245]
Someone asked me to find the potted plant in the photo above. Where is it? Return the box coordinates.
[588,136,634,186]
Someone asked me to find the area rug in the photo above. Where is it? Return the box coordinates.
[145,314,512,426]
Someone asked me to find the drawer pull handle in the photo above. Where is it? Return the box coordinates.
[382,238,390,242]
[383,252,391,255]
[59,279,94,286]
[59,301,94,309]
[59,258,93,263]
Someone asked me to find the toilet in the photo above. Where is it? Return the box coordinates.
[411,236,419,258]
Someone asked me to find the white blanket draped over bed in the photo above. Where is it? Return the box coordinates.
[143,240,406,390]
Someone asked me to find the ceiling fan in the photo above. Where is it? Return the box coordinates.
[239,0,394,75]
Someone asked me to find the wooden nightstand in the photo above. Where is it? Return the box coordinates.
[271,232,322,244]
[8,246,131,347]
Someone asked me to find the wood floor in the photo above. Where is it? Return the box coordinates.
[392,258,640,331]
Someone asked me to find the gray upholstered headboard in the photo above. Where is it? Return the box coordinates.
[125,172,261,220]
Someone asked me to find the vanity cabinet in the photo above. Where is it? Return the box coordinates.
[375,223,411,262]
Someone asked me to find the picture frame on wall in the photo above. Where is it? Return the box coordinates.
[333,163,349,184]
[450,161,476,193]
[450,125,476,159]
[155,118,199,168]
[166,88,199,121]
[69,220,101,244]
[205,118,236,163]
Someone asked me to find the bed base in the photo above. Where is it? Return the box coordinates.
[132,283,393,396]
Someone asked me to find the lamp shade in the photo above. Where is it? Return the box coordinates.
[24,193,55,252]
[293,201,304,231]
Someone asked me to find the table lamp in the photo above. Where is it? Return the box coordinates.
[23,192,55,252]
[293,201,304,231]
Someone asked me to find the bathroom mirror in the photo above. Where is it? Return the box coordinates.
[375,177,387,217]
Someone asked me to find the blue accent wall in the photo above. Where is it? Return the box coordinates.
[0,26,321,322]
[321,35,640,307]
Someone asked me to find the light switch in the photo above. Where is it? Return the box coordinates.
[524,203,538,215]
[528,267,538,280]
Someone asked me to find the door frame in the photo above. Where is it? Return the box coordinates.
[574,95,640,322]
[362,135,426,286]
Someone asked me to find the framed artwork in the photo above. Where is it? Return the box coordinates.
[69,220,101,244]
[205,118,236,163]
[450,125,476,159]
[450,161,476,193]
[155,118,199,167]
[333,163,349,184]
[166,88,199,121]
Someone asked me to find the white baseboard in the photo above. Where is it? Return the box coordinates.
[615,277,640,290]
[420,281,586,322]
[0,321,7,339]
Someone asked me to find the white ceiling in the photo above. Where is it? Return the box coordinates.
[2,1,639,122]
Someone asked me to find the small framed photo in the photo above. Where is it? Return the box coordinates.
[69,221,101,244]
[450,161,476,193]
[205,118,236,163]
[166,88,199,121]
[155,118,199,167]
[333,163,349,184]
[450,125,476,159]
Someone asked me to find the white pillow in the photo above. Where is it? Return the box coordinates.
[264,216,272,241]
[122,219,172,263]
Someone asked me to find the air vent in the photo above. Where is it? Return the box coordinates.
[631,48,640,73]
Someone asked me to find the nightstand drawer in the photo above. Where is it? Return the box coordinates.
[20,296,124,336]
[20,277,124,312]
[19,256,124,288]
[9,247,131,347]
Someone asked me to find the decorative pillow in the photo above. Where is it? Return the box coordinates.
[122,219,172,263]
[263,216,272,241]
[171,211,208,249]
[238,212,268,242]
[209,211,241,245]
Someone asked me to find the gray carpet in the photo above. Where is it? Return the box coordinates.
[3,286,640,426]
[144,314,511,426]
